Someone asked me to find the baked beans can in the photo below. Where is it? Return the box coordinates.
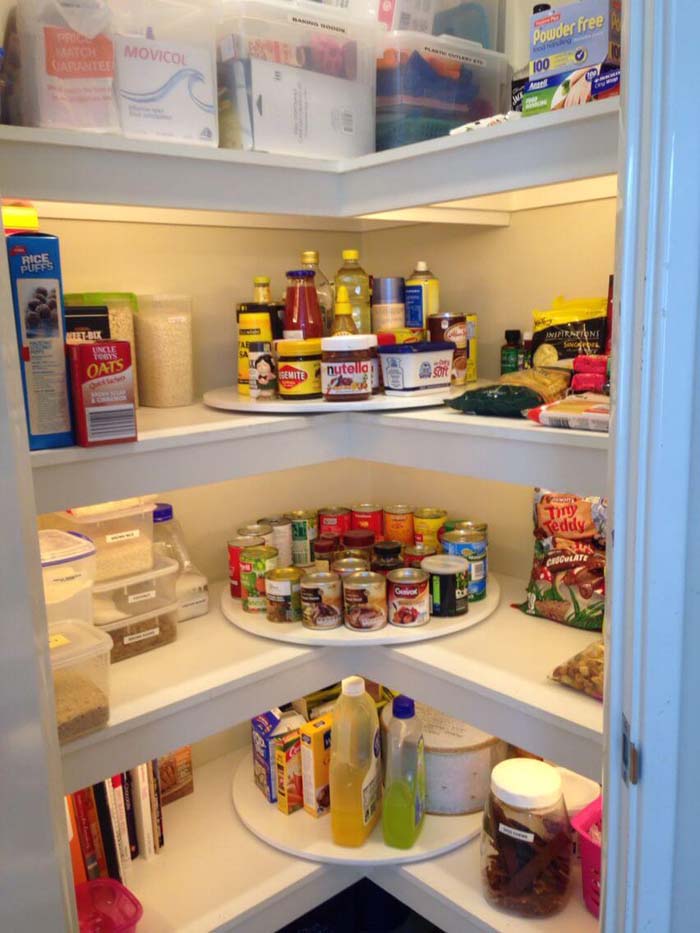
[421,555,468,617]
[351,503,384,541]
[427,312,467,385]
[258,516,293,567]
[403,544,436,567]
[228,534,265,597]
[383,504,415,546]
[265,567,302,622]
[343,571,387,631]
[238,522,275,548]
[318,506,352,537]
[332,557,370,577]
[442,530,488,602]
[387,568,430,627]
[286,510,318,567]
[301,571,343,629]
[240,545,278,612]
[414,508,448,552]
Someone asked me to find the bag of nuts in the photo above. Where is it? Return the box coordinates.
[551,640,604,701]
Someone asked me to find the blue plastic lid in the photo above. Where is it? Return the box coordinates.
[153,502,173,523]
[377,341,455,354]
[393,695,415,719]
[286,269,315,279]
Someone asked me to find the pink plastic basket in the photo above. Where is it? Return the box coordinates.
[75,879,143,933]
[571,795,603,918]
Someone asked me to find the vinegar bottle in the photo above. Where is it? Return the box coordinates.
[330,676,382,847]
[382,696,426,849]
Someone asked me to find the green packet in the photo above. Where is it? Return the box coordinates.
[63,292,138,311]
[445,384,544,418]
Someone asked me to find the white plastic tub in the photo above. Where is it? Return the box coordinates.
[49,620,112,744]
[93,555,179,624]
[101,602,179,662]
[378,340,454,394]
[40,530,96,625]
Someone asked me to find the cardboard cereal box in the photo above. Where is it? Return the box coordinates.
[275,730,303,815]
[301,714,333,817]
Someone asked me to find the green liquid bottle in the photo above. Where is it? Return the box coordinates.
[382,695,426,850]
[500,329,522,374]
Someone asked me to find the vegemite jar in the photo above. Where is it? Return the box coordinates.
[277,339,322,400]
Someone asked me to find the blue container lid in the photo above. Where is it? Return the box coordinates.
[377,341,455,354]
[286,269,315,279]
[393,695,415,719]
[153,502,173,523]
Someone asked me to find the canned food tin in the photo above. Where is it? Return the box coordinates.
[421,554,468,617]
[228,534,265,597]
[332,557,370,577]
[238,522,274,548]
[240,545,278,612]
[265,567,302,622]
[318,506,352,537]
[383,504,415,546]
[442,530,488,602]
[452,520,488,539]
[371,541,404,576]
[351,504,384,541]
[403,544,436,567]
[286,510,318,567]
[439,519,470,546]
[258,516,293,567]
[334,549,370,564]
[387,568,430,627]
[248,341,277,398]
[301,571,343,629]
[343,571,387,631]
[414,509,448,552]
[341,530,375,562]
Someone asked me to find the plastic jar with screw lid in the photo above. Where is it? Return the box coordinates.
[135,295,194,407]
[321,335,372,401]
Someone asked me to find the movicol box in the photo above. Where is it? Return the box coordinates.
[251,708,306,803]
[6,232,74,450]
[301,714,332,817]
[275,729,303,815]
[523,0,621,116]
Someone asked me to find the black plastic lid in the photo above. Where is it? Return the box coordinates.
[374,540,402,557]
[505,329,522,344]
[533,3,551,12]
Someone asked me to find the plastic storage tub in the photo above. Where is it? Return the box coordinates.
[76,878,143,933]
[56,499,156,583]
[376,31,507,150]
[49,620,112,744]
[378,341,455,394]
[40,530,96,626]
[93,555,179,624]
[100,603,179,663]
[571,795,603,918]
[217,0,379,158]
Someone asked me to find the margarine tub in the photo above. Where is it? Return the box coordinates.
[378,341,454,395]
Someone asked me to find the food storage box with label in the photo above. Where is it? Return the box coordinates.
[49,620,112,744]
[376,31,507,150]
[55,499,156,583]
[92,555,179,625]
[40,530,96,626]
[378,340,455,394]
[99,603,179,663]
[217,0,379,157]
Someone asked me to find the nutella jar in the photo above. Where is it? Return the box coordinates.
[321,335,372,402]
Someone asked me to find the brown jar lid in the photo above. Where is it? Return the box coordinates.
[343,529,375,548]
[314,534,339,554]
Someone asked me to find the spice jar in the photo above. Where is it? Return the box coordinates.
[371,541,403,575]
[342,530,375,563]
[277,339,322,400]
[135,294,193,407]
[314,534,339,571]
[371,276,405,333]
[481,759,572,918]
[321,335,372,402]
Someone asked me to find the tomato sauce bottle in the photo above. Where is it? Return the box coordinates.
[284,270,323,339]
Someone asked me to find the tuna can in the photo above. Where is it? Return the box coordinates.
[265,567,302,622]
[228,534,264,597]
[442,530,488,602]
[301,571,343,629]
[343,571,387,632]
[286,510,318,567]
[351,503,384,541]
[387,568,430,627]
[383,504,415,546]
[414,508,448,552]
[240,545,279,612]
[258,515,293,567]
[403,543,437,567]
[318,506,352,537]
[238,522,275,548]
[421,554,469,617]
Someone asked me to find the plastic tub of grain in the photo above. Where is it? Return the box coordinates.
[135,294,194,407]
[49,620,112,744]
[92,555,179,624]
[40,529,96,625]
[100,603,178,663]
[56,499,155,583]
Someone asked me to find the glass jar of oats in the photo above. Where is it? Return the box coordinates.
[135,295,194,407]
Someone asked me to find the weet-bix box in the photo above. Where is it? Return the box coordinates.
[6,232,74,450]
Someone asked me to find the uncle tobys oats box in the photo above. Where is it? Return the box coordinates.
[68,340,136,447]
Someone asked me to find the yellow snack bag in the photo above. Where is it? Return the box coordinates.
[532,303,606,368]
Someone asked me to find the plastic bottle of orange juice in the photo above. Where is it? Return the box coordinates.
[330,676,382,846]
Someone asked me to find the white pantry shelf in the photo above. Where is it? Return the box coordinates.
[0,100,618,217]
[61,579,602,794]
[32,404,608,512]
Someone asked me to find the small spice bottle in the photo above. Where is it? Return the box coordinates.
[481,759,572,918]
[371,540,403,575]
[371,276,405,333]
[321,335,372,402]
[341,529,375,563]
[313,534,339,572]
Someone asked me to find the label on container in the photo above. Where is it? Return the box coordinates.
[181,593,208,611]
[123,625,159,645]
[498,823,535,843]
[361,729,382,825]
[49,633,70,649]
[127,589,156,605]
[321,360,371,398]
[106,529,140,543]
[40,26,116,130]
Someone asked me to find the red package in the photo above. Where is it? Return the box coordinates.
[69,341,136,447]
[573,355,608,375]
[571,373,606,393]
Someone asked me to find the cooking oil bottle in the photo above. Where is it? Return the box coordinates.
[382,696,426,849]
[335,249,371,334]
[330,676,382,846]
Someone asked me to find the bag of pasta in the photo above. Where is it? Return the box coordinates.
[551,640,604,700]
[519,489,607,631]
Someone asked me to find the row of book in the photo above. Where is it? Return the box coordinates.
[66,747,193,887]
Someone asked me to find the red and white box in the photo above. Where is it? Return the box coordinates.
[69,341,137,447]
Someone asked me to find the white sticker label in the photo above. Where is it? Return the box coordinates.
[498,822,535,843]
[105,529,140,543]
[127,589,156,605]
[123,625,159,645]
[181,593,208,610]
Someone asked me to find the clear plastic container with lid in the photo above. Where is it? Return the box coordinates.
[49,620,112,744]
[135,295,194,407]
[481,758,572,918]
[40,530,96,625]
[100,604,179,663]
[92,555,179,625]
[153,502,210,621]
[321,335,373,401]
